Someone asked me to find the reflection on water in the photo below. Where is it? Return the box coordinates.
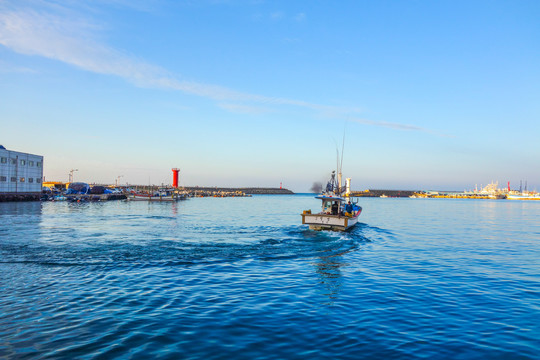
[310,225,374,305]
[314,249,345,305]
[0,201,42,216]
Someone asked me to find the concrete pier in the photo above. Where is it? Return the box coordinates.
[0,193,42,202]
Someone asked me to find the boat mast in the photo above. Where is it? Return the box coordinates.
[335,149,340,194]
[337,130,345,195]
[337,171,342,195]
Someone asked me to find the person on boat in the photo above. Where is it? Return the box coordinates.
[324,201,332,214]
[345,201,353,215]
[331,201,339,215]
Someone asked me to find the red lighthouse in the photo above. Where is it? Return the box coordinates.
[172,168,180,188]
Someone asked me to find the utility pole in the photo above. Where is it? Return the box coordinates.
[69,169,78,183]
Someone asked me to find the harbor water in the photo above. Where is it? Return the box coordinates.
[1,195,539,359]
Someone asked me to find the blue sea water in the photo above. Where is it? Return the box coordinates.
[1,195,539,359]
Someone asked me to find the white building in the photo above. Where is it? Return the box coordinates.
[0,145,43,195]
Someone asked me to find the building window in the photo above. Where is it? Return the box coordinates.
[29,178,34,183]
[36,178,41,183]
[1,157,6,164]
[37,162,42,168]
[29,161,34,166]
[0,176,6,182]
[11,177,16,182]
[10,158,16,165]
[20,160,26,166]
[20,177,25,182]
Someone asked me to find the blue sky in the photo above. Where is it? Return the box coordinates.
[1,0,539,192]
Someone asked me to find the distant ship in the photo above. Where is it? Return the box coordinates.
[476,181,506,198]
[506,192,540,200]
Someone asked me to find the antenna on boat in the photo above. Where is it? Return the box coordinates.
[332,125,347,196]
[335,147,340,193]
[339,127,346,195]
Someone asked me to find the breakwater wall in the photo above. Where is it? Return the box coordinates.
[184,187,294,195]
[351,189,419,198]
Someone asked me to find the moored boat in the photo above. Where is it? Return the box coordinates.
[506,192,540,200]
[129,188,187,201]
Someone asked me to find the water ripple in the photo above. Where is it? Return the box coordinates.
[1,197,539,359]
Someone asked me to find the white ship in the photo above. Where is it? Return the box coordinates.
[506,192,540,200]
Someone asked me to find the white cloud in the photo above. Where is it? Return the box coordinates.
[294,13,306,22]
[270,11,284,20]
[350,118,451,137]
[217,103,269,114]
[351,118,427,131]
[0,1,436,135]
[0,7,170,85]
[0,5,340,110]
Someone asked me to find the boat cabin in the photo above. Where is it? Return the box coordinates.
[316,195,345,214]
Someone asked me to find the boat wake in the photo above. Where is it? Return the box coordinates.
[0,224,377,269]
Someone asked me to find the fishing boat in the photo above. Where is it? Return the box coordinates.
[129,188,187,202]
[301,171,362,231]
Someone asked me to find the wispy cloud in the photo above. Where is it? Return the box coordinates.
[282,37,300,43]
[252,10,306,23]
[351,118,427,132]
[0,6,171,85]
[350,118,452,137]
[0,4,342,111]
[0,59,37,73]
[294,13,306,22]
[0,1,439,135]
[270,11,284,20]
[218,103,270,114]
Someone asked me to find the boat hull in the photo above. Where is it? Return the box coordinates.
[129,194,185,201]
[507,194,540,200]
[301,212,360,231]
